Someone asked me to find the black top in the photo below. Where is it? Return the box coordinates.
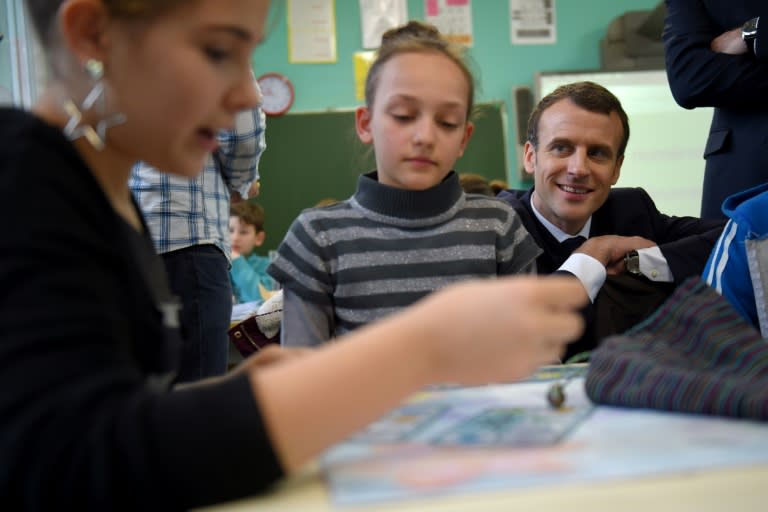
[0,108,283,510]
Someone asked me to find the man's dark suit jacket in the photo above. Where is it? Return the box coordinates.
[664,0,768,220]
[497,187,725,357]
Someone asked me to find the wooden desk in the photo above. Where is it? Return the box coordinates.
[201,377,768,512]
[205,464,768,511]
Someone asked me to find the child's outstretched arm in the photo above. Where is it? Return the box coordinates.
[252,275,587,472]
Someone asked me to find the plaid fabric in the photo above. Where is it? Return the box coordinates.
[585,277,768,420]
[129,106,266,258]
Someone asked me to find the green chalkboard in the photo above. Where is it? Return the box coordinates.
[255,102,508,253]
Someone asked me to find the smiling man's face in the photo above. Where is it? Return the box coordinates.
[524,98,624,235]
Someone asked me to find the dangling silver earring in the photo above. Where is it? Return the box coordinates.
[62,58,126,151]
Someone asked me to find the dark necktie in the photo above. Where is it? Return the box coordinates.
[560,235,586,254]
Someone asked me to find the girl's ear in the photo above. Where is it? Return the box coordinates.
[355,106,374,144]
[456,121,475,157]
[59,0,111,65]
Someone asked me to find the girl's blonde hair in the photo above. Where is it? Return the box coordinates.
[364,20,475,120]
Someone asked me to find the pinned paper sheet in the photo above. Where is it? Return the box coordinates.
[359,0,407,49]
[353,51,376,101]
[287,0,337,63]
[424,0,474,47]
[510,0,557,45]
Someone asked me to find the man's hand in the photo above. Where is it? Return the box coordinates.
[575,235,656,274]
[711,27,748,55]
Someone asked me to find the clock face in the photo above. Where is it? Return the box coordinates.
[257,73,295,116]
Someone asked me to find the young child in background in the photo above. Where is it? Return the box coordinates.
[458,172,495,197]
[229,201,275,304]
[268,21,541,347]
[489,179,509,196]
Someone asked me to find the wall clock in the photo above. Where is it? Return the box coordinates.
[256,72,295,116]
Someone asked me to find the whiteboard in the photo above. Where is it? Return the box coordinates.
[536,70,712,217]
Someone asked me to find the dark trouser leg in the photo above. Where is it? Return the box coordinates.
[162,244,232,382]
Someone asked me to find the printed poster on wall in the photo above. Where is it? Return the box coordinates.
[359,0,408,49]
[424,0,474,47]
[353,51,376,100]
[510,0,557,45]
[287,0,338,63]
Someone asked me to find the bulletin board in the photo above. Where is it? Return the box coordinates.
[255,102,509,252]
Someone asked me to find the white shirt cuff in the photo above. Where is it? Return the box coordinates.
[637,246,673,282]
[559,253,606,302]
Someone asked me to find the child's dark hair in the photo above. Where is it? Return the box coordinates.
[458,173,494,197]
[364,20,475,120]
[231,201,265,232]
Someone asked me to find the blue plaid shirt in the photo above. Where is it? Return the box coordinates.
[130,106,266,260]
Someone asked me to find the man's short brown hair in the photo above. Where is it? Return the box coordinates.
[527,81,630,157]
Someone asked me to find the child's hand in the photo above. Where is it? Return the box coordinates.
[406,276,587,385]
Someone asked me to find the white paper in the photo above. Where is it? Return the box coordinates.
[359,0,408,49]
[288,0,337,63]
[510,0,556,45]
[424,0,474,47]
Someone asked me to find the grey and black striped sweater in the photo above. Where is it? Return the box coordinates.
[267,171,541,346]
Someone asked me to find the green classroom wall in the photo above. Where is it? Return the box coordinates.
[252,0,660,189]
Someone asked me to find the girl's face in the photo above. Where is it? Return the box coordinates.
[355,51,474,191]
[104,0,269,176]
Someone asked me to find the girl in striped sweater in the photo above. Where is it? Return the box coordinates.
[269,21,540,346]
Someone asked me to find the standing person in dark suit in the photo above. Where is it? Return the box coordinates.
[663,1,768,220]
[498,81,725,357]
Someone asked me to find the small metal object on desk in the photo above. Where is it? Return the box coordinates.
[547,382,567,408]
[546,352,591,409]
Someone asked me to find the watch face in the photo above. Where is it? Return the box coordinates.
[743,16,759,38]
[624,251,641,274]
[257,73,294,116]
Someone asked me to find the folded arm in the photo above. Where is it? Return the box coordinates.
[663,0,768,109]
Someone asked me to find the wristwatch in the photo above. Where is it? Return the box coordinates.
[624,250,641,275]
[742,17,760,55]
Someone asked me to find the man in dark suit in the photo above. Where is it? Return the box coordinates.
[498,81,725,358]
[664,1,768,220]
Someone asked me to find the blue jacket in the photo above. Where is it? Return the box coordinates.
[704,183,768,333]
[230,252,274,304]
